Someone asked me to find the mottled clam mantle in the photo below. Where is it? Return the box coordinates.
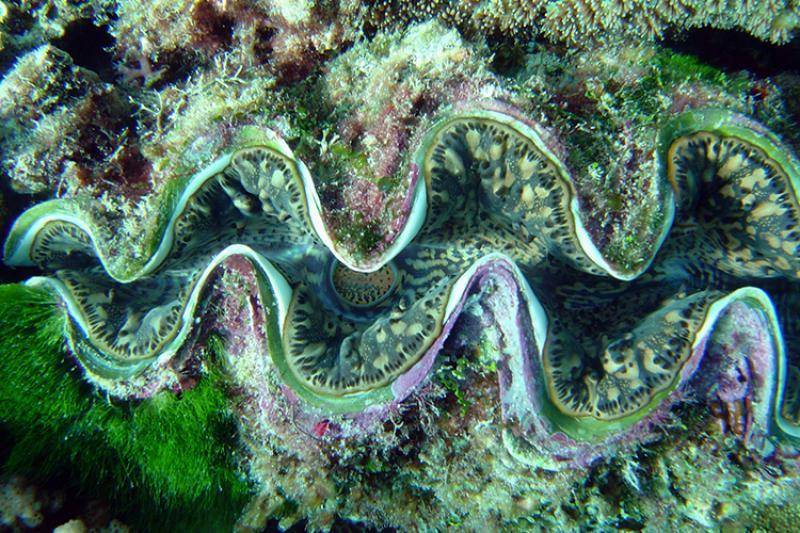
[4,105,800,460]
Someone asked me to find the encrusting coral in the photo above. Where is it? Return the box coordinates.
[2,1,800,530]
[361,0,800,45]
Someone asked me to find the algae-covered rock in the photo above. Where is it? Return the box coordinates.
[1,2,800,531]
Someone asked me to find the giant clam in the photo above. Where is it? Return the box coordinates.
[5,103,800,469]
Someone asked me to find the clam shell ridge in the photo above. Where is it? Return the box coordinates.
[3,106,800,448]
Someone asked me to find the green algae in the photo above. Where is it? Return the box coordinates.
[0,283,250,530]
[437,368,471,418]
[651,49,751,94]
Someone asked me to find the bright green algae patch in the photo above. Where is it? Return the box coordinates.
[0,284,250,530]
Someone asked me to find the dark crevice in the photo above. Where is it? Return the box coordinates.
[486,34,532,77]
[0,4,36,75]
[192,0,235,51]
[143,48,203,89]
[53,19,116,82]
[662,28,800,77]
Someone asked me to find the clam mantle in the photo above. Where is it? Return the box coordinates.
[5,105,800,463]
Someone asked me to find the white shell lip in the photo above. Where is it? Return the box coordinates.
[570,189,676,282]
[25,244,293,377]
[299,158,428,274]
[416,107,671,281]
[6,111,666,282]
[6,121,800,436]
[5,153,238,282]
[689,286,796,440]
[4,126,428,276]
[444,252,548,356]
[480,106,676,282]
[6,212,95,267]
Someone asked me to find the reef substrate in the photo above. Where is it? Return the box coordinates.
[2,2,800,531]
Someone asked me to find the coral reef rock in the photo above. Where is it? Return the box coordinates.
[2,3,800,530]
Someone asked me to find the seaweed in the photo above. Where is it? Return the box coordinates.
[0,283,250,530]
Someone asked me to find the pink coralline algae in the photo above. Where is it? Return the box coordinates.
[342,178,385,224]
